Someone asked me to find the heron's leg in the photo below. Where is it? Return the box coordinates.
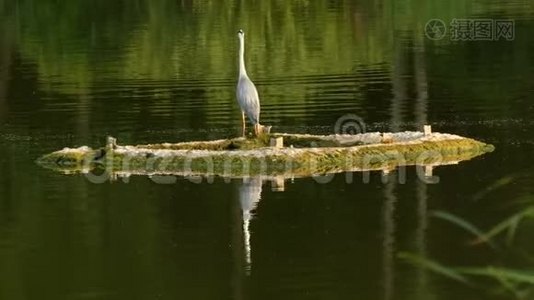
[241,112,246,137]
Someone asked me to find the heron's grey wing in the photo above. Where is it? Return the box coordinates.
[237,77,260,124]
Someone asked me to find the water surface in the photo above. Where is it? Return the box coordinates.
[1,1,534,299]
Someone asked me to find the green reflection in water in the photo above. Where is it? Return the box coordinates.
[10,0,481,91]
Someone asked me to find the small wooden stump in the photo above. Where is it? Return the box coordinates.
[271,176,285,192]
[270,137,283,149]
[106,136,117,150]
[423,125,432,136]
[424,166,433,177]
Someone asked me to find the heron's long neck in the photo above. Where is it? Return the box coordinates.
[238,37,248,78]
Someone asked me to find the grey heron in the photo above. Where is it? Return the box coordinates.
[236,29,268,136]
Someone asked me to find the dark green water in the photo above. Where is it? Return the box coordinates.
[1,1,534,299]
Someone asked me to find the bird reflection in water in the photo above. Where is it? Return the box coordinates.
[237,176,284,274]
[238,177,262,272]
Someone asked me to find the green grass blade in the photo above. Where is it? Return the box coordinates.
[475,207,534,244]
[431,210,497,248]
[506,218,520,246]
[456,267,534,285]
[473,175,515,201]
[398,252,471,285]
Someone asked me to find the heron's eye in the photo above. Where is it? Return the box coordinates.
[238,29,243,34]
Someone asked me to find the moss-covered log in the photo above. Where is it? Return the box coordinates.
[36,132,494,178]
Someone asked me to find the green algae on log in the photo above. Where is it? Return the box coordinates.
[36,132,494,178]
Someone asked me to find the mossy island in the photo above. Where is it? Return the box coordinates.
[36,128,494,179]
